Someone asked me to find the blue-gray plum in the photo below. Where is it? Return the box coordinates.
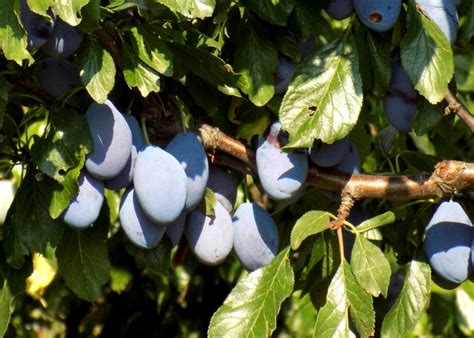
[423,201,473,285]
[326,0,354,20]
[119,187,165,249]
[42,18,83,58]
[274,57,296,94]
[256,121,308,200]
[166,132,209,211]
[165,211,187,247]
[207,165,237,213]
[85,100,133,180]
[335,141,360,174]
[383,94,417,132]
[62,171,104,229]
[416,0,458,45]
[20,0,55,48]
[309,137,350,167]
[353,0,402,32]
[233,202,279,271]
[185,202,233,265]
[388,54,417,100]
[134,144,187,224]
[34,57,81,98]
[105,115,146,190]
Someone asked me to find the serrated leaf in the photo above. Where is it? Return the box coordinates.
[400,2,454,104]
[351,235,391,298]
[291,211,331,250]
[366,31,391,97]
[290,0,323,39]
[356,211,396,233]
[125,240,171,278]
[130,25,173,76]
[0,75,12,129]
[381,252,431,338]
[0,1,33,65]
[240,0,295,26]
[314,260,374,338]
[234,20,278,106]
[3,173,64,269]
[208,247,294,338]
[76,36,116,103]
[280,30,363,148]
[156,0,215,18]
[51,0,89,26]
[123,44,161,97]
[412,99,443,136]
[56,209,111,301]
[31,109,93,182]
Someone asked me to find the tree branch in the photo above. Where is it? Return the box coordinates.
[198,124,474,201]
[445,90,474,132]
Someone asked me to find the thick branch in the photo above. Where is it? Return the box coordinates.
[445,90,474,132]
[198,124,474,201]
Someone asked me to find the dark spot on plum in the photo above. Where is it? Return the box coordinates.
[369,12,383,23]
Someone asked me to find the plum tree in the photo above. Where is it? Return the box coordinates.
[309,137,350,168]
[85,100,133,180]
[416,0,458,44]
[256,121,308,200]
[133,144,187,224]
[34,57,81,98]
[119,187,165,249]
[61,171,104,230]
[423,201,473,285]
[19,0,55,48]
[105,115,146,190]
[166,132,209,211]
[326,0,354,20]
[206,165,237,213]
[185,202,233,265]
[233,202,279,271]
[42,18,83,58]
[353,0,402,32]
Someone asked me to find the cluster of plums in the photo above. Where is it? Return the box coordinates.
[423,200,474,289]
[61,100,279,271]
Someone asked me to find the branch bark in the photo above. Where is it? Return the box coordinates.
[445,90,474,132]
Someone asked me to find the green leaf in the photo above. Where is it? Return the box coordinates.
[56,212,111,301]
[313,260,374,338]
[240,0,295,26]
[123,44,161,97]
[290,0,323,39]
[234,20,278,106]
[356,211,396,233]
[79,0,100,31]
[455,282,474,336]
[291,211,331,250]
[208,247,294,338]
[200,187,217,216]
[0,1,33,65]
[366,31,391,97]
[130,25,173,77]
[381,252,431,338]
[350,235,391,298]
[0,75,12,129]
[156,0,215,19]
[234,102,271,144]
[458,0,474,48]
[109,266,132,294]
[280,30,363,148]
[76,36,116,103]
[31,109,93,182]
[412,99,443,136]
[125,240,171,278]
[400,1,454,104]
[51,0,89,26]
[3,172,64,269]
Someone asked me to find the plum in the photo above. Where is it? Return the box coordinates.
[423,200,473,285]
[233,202,279,271]
[388,54,417,100]
[85,100,133,180]
[34,57,81,98]
[119,187,165,249]
[326,0,354,20]
[165,211,187,247]
[274,57,296,95]
[353,0,402,32]
[19,0,55,49]
[416,0,458,45]
[62,171,104,229]
[383,94,417,132]
[206,165,237,213]
[185,202,233,265]
[134,144,187,224]
[309,137,350,168]
[166,132,209,211]
[256,121,308,200]
[42,18,83,58]
[335,141,360,174]
[105,115,146,190]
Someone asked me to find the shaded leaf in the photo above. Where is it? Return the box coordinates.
[291,211,331,250]
[366,31,391,97]
[0,75,12,129]
[241,0,294,26]
[123,44,161,97]
[125,239,171,278]
[458,0,474,48]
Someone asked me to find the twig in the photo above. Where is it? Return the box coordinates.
[444,90,474,132]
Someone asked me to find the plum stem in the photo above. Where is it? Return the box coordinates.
[444,90,474,133]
